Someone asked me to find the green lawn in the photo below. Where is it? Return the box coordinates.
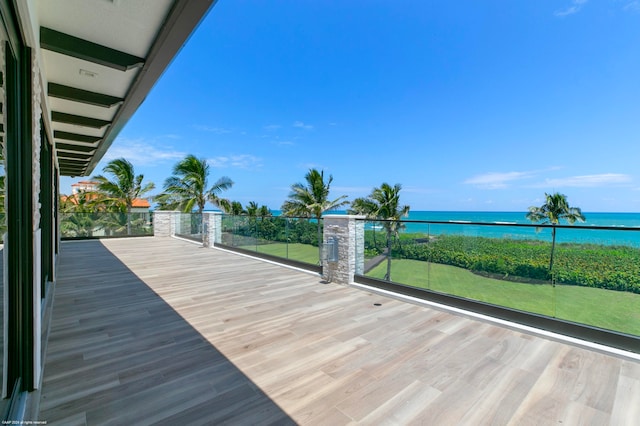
[240,242,320,265]
[367,259,640,336]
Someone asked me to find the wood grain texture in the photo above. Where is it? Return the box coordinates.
[37,237,640,425]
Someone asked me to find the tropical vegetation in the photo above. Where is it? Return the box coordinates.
[363,231,640,294]
[526,192,585,271]
[350,183,410,281]
[159,154,233,213]
[366,258,640,336]
[92,158,155,235]
[281,168,349,261]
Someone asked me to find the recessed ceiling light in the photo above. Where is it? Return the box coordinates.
[79,69,97,78]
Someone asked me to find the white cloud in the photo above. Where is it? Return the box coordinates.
[293,121,314,130]
[554,0,588,17]
[273,140,295,146]
[624,1,640,12]
[194,125,233,134]
[264,124,281,131]
[533,173,632,188]
[463,171,534,189]
[208,154,262,169]
[103,138,185,166]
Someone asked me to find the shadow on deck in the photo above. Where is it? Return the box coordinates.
[39,237,640,425]
[39,240,294,425]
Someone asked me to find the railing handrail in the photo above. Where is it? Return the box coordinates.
[354,217,640,232]
[221,214,323,221]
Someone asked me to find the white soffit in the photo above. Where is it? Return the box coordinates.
[49,98,119,122]
[41,50,135,98]
[37,0,174,57]
[35,0,216,176]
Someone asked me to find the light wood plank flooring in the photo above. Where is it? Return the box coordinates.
[38,237,640,425]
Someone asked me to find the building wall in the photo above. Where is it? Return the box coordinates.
[1,0,57,409]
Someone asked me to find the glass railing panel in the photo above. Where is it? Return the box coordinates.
[255,216,287,258]
[221,214,240,247]
[551,226,640,336]
[220,215,321,266]
[357,218,640,339]
[175,213,202,242]
[60,212,153,238]
[363,219,429,286]
[427,223,556,316]
[224,215,257,251]
[283,217,321,265]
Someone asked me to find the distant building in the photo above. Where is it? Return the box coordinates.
[67,180,151,213]
[71,180,99,194]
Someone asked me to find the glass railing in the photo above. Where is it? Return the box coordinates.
[357,219,640,337]
[220,215,323,267]
[60,212,153,238]
[175,213,203,242]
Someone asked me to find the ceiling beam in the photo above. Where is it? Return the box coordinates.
[54,130,101,144]
[52,111,111,129]
[48,82,123,108]
[58,157,89,164]
[58,164,87,173]
[55,142,97,153]
[55,150,93,160]
[40,27,144,71]
[85,0,217,175]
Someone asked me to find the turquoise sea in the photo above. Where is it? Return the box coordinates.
[377,211,640,247]
[267,210,640,246]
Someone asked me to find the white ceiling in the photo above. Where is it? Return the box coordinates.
[33,0,215,176]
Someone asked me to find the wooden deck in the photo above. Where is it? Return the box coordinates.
[39,237,640,425]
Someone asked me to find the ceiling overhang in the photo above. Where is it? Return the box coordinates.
[36,0,216,177]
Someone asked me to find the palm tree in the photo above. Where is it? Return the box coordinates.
[258,205,271,218]
[227,201,245,216]
[350,183,410,281]
[526,192,585,273]
[245,201,259,217]
[59,191,103,237]
[92,158,154,235]
[281,169,349,262]
[162,154,233,214]
[153,192,181,211]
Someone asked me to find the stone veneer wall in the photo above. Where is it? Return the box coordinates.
[203,212,222,247]
[354,219,365,276]
[322,215,365,285]
[153,211,178,237]
[154,212,365,284]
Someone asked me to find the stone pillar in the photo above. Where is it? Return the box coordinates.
[203,212,222,247]
[322,215,365,284]
[153,211,179,237]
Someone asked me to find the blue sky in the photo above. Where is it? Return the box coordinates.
[62,0,640,212]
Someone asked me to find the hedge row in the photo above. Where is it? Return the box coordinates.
[222,216,320,246]
[365,232,640,293]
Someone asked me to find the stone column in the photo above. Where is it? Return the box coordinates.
[203,212,222,247]
[153,211,179,237]
[322,215,365,284]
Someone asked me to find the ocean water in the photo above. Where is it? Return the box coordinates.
[367,211,640,247]
[268,210,640,246]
